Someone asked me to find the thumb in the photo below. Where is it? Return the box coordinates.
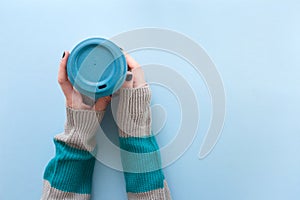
[122,71,133,88]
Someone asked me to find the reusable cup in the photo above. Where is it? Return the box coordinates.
[67,38,127,99]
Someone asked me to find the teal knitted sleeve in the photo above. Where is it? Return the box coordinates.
[117,87,172,200]
[41,108,104,200]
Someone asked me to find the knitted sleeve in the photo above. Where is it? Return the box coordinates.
[41,107,104,200]
[117,86,172,200]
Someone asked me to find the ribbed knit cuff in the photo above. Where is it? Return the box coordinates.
[117,86,152,137]
[55,107,105,152]
[127,180,171,200]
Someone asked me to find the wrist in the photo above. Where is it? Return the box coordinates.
[117,86,152,137]
[118,86,151,114]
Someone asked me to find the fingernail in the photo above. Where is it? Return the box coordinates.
[126,74,133,81]
[62,51,65,58]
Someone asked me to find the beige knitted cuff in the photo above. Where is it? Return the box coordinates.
[127,180,172,200]
[117,86,152,138]
[55,107,105,151]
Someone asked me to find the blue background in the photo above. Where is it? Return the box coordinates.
[0,0,299,199]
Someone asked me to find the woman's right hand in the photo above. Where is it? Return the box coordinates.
[122,53,147,88]
[58,51,111,111]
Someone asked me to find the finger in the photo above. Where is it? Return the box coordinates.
[132,67,146,88]
[94,96,111,111]
[122,71,134,88]
[58,51,74,99]
[125,53,140,70]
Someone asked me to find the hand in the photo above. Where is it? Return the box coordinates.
[122,53,147,88]
[58,51,111,111]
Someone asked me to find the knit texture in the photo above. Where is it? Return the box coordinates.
[41,108,103,199]
[41,86,172,199]
[117,87,151,137]
[55,107,104,151]
[119,136,162,173]
[43,140,95,194]
[127,180,172,200]
[41,180,91,200]
[117,86,172,199]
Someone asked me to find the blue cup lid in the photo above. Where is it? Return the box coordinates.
[67,38,127,99]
